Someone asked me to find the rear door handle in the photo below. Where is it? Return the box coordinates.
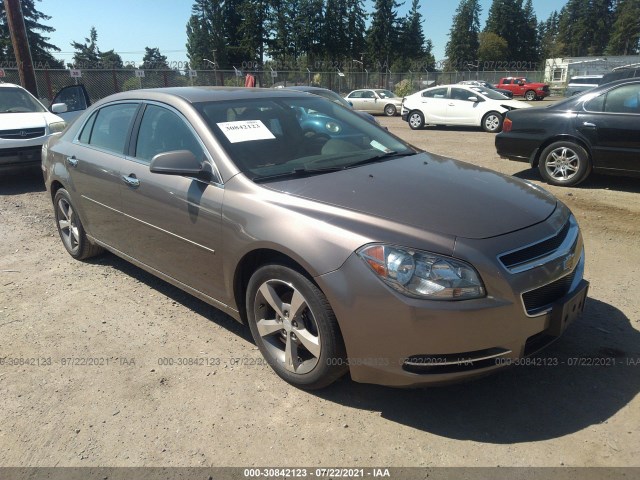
[122,174,140,187]
[66,156,78,168]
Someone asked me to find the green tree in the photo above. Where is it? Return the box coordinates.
[588,0,615,55]
[485,0,535,61]
[555,0,614,56]
[477,31,509,63]
[538,10,563,60]
[142,47,168,69]
[606,0,640,54]
[186,0,227,69]
[345,0,367,60]
[395,0,434,71]
[445,0,481,70]
[0,0,62,67]
[70,27,100,67]
[366,0,401,70]
[521,0,539,62]
[323,0,348,62]
[237,0,267,66]
[267,0,297,66]
[293,0,324,64]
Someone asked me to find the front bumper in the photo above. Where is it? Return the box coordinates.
[0,135,51,169]
[316,207,587,387]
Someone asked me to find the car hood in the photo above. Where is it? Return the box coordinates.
[263,152,556,239]
[0,111,60,130]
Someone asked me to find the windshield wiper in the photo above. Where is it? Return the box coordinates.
[342,150,417,169]
[253,166,344,183]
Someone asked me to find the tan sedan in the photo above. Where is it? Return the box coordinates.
[42,87,588,389]
[344,89,403,116]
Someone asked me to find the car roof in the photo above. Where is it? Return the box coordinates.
[94,86,313,106]
[284,86,332,93]
[0,82,24,88]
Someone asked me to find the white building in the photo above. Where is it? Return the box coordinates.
[544,55,640,85]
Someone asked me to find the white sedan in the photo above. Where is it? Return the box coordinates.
[401,84,531,133]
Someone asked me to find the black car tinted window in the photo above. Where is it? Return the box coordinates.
[603,84,640,114]
[88,103,138,154]
[135,104,204,163]
[584,94,605,112]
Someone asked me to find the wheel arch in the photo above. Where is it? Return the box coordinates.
[232,247,321,324]
[532,135,592,167]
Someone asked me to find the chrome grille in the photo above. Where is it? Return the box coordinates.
[0,128,46,140]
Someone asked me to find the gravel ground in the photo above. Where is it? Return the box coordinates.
[0,108,639,468]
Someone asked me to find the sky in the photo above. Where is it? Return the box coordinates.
[38,0,564,68]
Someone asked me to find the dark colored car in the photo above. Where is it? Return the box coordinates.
[599,64,640,85]
[43,87,588,389]
[496,78,640,186]
[458,80,514,99]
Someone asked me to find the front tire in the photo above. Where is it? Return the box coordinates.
[538,141,591,186]
[407,110,425,130]
[246,264,347,389]
[524,90,536,101]
[482,111,503,133]
[53,189,103,260]
[384,104,397,116]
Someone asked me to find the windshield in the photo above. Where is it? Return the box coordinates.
[469,87,509,100]
[196,96,414,181]
[375,89,396,99]
[0,87,47,113]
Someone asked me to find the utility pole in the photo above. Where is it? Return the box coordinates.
[3,0,38,97]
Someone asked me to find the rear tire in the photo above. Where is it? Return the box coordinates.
[538,141,591,186]
[407,110,425,130]
[53,188,103,260]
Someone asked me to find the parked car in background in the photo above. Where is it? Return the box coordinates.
[284,86,380,125]
[401,84,531,132]
[458,80,513,98]
[43,86,588,389]
[564,75,603,97]
[0,82,66,171]
[344,89,403,116]
[496,78,640,186]
[495,77,550,100]
[599,63,640,85]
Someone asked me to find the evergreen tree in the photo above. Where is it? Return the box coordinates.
[606,0,640,54]
[587,0,615,55]
[186,0,227,69]
[556,0,592,56]
[294,0,324,64]
[0,0,62,67]
[142,47,169,69]
[477,31,509,63]
[484,0,532,61]
[345,0,367,61]
[70,27,101,67]
[538,10,562,60]
[521,0,539,63]
[266,0,297,66]
[323,0,348,63]
[366,0,401,70]
[445,0,481,70]
[237,0,267,66]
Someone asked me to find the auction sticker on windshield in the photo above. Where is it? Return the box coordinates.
[217,120,276,143]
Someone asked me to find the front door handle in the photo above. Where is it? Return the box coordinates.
[66,156,78,168]
[582,122,597,128]
[122,174,140,187]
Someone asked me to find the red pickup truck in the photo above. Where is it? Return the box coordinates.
[495,77,550,101]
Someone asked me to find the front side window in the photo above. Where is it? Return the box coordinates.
[584,84,640,114]
[87,103,138,154]
[135,104,204,163]
[347,91,363,99]
[195,96,415,181]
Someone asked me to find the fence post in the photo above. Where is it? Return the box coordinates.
[44,68,53,101]
[112,69,119,93]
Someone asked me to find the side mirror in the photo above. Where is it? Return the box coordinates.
[51,103,68,113]
[348,101,353,107]
[468,96,479,102]
[150,150,211,180]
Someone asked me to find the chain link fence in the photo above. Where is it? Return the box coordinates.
[0,68,548,105]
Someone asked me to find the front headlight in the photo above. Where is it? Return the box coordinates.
[357,244,485,300]
[48,121,66,133]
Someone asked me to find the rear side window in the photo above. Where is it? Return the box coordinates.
[78,111,97,144]
[422,87,447,98]
[88,103,138,154]
[585,84,640,114]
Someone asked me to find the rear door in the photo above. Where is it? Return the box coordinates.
[419,87,449,123]
[59,102,139,247]
[577,81,640,172]
[118,102,226,301]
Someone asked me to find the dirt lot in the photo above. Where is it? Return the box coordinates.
[1,110,639,469]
